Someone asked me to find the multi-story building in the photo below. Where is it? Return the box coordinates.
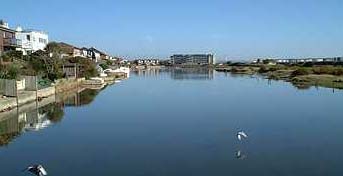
[170,54,215,65]
[0,20,20,55]
[135,59,160,66]
[272,57,343,64]
[16,27,48,55]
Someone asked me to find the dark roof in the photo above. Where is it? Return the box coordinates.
[89,47,107,55]
[58,42,82,50]
[0,26,16,33]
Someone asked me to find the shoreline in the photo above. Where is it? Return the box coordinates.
[215,65,343,90]
[0,74,127,113]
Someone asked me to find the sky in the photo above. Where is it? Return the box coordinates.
[1,0,343,60]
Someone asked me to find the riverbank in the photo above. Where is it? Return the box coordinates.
[0,72,128,113]
[215,65,343,89]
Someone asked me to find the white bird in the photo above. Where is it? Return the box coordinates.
[237,131,248,141]
[24,165,48,176]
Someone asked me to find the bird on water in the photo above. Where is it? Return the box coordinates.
[237,131,248,141]
[24,165,48,176]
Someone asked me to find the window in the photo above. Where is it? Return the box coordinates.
[26,35,31,41]
[39,38,47,44]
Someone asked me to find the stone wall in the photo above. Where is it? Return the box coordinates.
[55,78,84,93]
[37,87,55,98]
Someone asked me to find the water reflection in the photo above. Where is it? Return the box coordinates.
[132,67,215,80]
[0,88,101,147]
[170,68,214,80]
[235,150,247,160]
[60,88,101,107]
[132,69,161,77]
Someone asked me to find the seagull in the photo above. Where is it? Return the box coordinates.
[24,165,48,176]
[237,131,248,141]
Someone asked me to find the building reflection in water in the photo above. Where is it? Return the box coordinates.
[133,67,215,80]
[170,68,214,80]
[132,68,161,77]
[60,88,101,107]
[0,88,101,147]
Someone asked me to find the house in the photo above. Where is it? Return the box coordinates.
[15,27,48,55]
[72,47,83,57]
[48,42,85,58]
[0,20,20,55]
[88,47,101,63]
[80,47,89,58]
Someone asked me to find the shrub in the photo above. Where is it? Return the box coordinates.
[291,68,311,77]
[312,66,334,75]
[333,67,343,76]
[0,65,20,79]
[231,67,239,73]
[99,63,109,70]
[258,66,269,73]
[68,57,98,78]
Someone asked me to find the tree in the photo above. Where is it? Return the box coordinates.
[29,50,65,81]
[68,57,98,78]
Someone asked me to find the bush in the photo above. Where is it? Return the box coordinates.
[99,63,109,70]
[333,67,343,76]
[0,50,23,62]
[69,57,98,78]
[258,66,269,73]
[312,66,334,75]
[291,68,311,77]
[269,66,280,72]
[231,67,239,73]
[311,66,343,75]
[0,65,20,79]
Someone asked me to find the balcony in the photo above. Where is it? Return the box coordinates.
[3,38,22,47]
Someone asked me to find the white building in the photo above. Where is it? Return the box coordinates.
[16,27,48,55]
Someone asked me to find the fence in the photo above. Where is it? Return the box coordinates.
[0,79,17,97]
[0,76,58,112]
[24,76,38,91]
[0,79,5,95]
[0,76,38,97]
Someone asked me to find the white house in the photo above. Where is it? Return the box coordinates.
[88,47,101,63]
[15,27,48,55]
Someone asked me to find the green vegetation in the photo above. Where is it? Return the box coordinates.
[0,65,20,79]
[44,103,65,123]
[99,63,109,70]
[0,44,99,81]
[69,56,98,79]
[291,67,311,77]
[216,64,343,89]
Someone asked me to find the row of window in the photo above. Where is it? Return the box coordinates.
[25,35,47,44]
[2,31,15,38]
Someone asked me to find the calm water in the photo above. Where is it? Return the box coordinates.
[1,68,343,176]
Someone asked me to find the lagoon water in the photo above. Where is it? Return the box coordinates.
[1,68,343,176]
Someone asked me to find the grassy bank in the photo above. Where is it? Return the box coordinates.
[216,64,343,89]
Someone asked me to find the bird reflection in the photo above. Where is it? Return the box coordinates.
[235,150,247,160]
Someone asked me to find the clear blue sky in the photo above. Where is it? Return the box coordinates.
[2,0,343,60]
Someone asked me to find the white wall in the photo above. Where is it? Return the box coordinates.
[16,31,48,55]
